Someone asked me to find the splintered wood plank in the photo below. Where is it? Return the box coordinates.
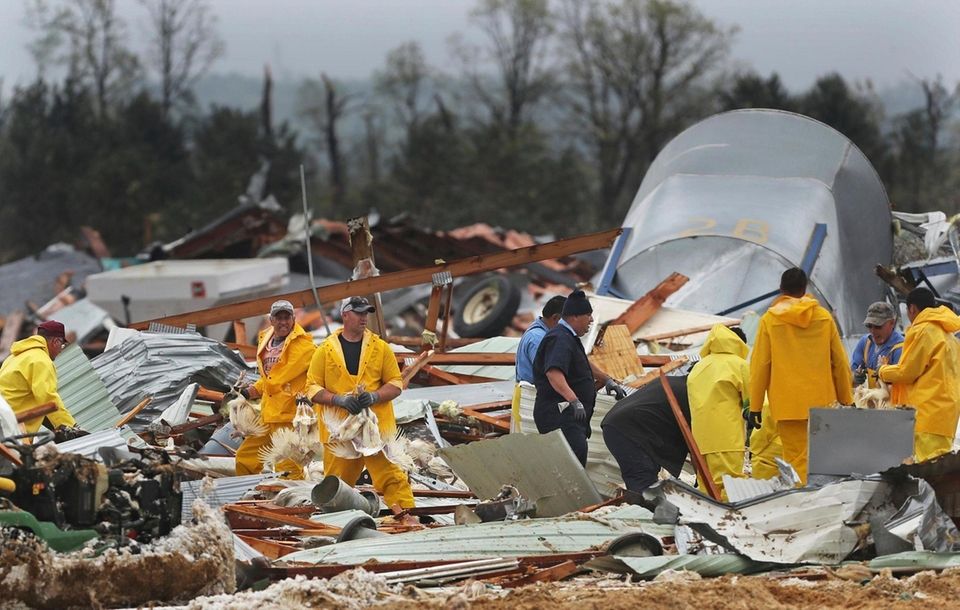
[610,272,688,333]
[589,324,644,381]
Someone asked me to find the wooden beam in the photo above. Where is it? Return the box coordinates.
[225,342,257,359]
[396,352,515,366]
[232,320,248,346]
[387,336,483,349]
[610,272,689,333]
[501,560,578,588]
[638,355,672,366]
[115,396,152,428]
[197,388,225,403]
[348,215,387,336]
[659,373,720,501]
[421,284,443,351]
[14,402,57,423]
[626,358,688,389]
[438,283,454,352]
[129,228,622,330]
[0,310,24,360]
[637,318,741,343]
[400,351,433,387]
[420,365,466,385]
[460,408,511,432]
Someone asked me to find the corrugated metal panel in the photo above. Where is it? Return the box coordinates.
[868,551,960,571]
[439,337,519,380]
[233,533,266,562]
[518,383,624,497]
[91,332,255,430]
[154,383,198,426]
[180,474,275,522]
[723,477,780,503]
[55,428,128,458]
[399,381,514,407]
[440,430,602,517]
[55,343,121,432]
[283,507,661,565]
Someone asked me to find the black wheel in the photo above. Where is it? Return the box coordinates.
[453,275,522,338]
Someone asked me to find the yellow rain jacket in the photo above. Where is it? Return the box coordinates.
[689,324,750,454]
[252,323,316,424]
[0,336,76,434]
[750,294,853,422]
[306,328,404,439]
[879,306,960,437]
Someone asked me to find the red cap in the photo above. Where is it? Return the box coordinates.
[37,320,66,339]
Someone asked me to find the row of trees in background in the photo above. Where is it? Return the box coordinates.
[0,0,957,263]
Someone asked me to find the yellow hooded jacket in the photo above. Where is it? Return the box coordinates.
[688,324,750,454]
[0,335,76,433]
[750,294,853,422]
[306,328,404,439]
[252,323,316,424]
[878,306,960,437]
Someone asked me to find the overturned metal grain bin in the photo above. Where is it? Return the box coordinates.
[611,109,892,336]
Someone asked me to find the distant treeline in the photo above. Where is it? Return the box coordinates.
[0,0,956,262]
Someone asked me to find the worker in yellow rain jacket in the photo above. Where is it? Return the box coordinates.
[749,268,853,484]
[236,300,316,478]
[688,324,750,501]
[307,296,415,509]
[879,287,960,462]
[0,320,76,435]
[749,398,783,480]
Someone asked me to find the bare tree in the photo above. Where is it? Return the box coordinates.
[298,74,354,207]
[454,0,555,136]
[140,0,224,116]
[374,41,432,132]
[24,0,140,117]
[559,0,734,219]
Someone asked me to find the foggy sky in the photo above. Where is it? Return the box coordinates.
[0,0,958,91]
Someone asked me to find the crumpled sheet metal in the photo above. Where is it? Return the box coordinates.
[587,553,774,578]
[874,477,960,554]
[90,332,255,430]
[644,477,892,564]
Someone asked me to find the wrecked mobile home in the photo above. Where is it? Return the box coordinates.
[4,109,960,608]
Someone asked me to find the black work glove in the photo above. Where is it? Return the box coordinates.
[239,386,251,399]
[853,367,867,386]
[333,394,364,415]
[357,391,380,408]
[569,399,587,423]
[747,411,762,431]
[603,379,627,401]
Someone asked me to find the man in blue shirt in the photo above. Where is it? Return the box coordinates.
[851,301,904,387]
[516,295,567,383]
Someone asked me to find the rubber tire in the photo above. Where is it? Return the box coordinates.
[453,275,522,338]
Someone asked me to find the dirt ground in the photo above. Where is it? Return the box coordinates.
[378,569,960,610]
[187,567,960,610]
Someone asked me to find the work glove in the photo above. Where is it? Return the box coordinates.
[357,391,380,408]
[746,411,762,431]
[852,367,867,386]
[569,399,587,423]
[603,379,628,401]
[332,393,364,415]
[239,385,252,399]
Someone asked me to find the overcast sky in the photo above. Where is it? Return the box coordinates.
[1,0,958,91]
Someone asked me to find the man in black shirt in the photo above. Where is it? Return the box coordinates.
[532,289,625,465]
[601,375,691,493]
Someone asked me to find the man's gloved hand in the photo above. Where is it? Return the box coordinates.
[747,411,762,431]
[569,399,587,423]
[239,386,252,399]
[332,393,364,415]
[603,378,627,401]
[357,391,380,408]
[853,367,867,386]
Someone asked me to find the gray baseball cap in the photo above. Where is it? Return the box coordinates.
[863,301,895,326]
[341,296,376,314]
[269,299,295,316]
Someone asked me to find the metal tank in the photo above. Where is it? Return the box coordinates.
[609,109,892,336]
